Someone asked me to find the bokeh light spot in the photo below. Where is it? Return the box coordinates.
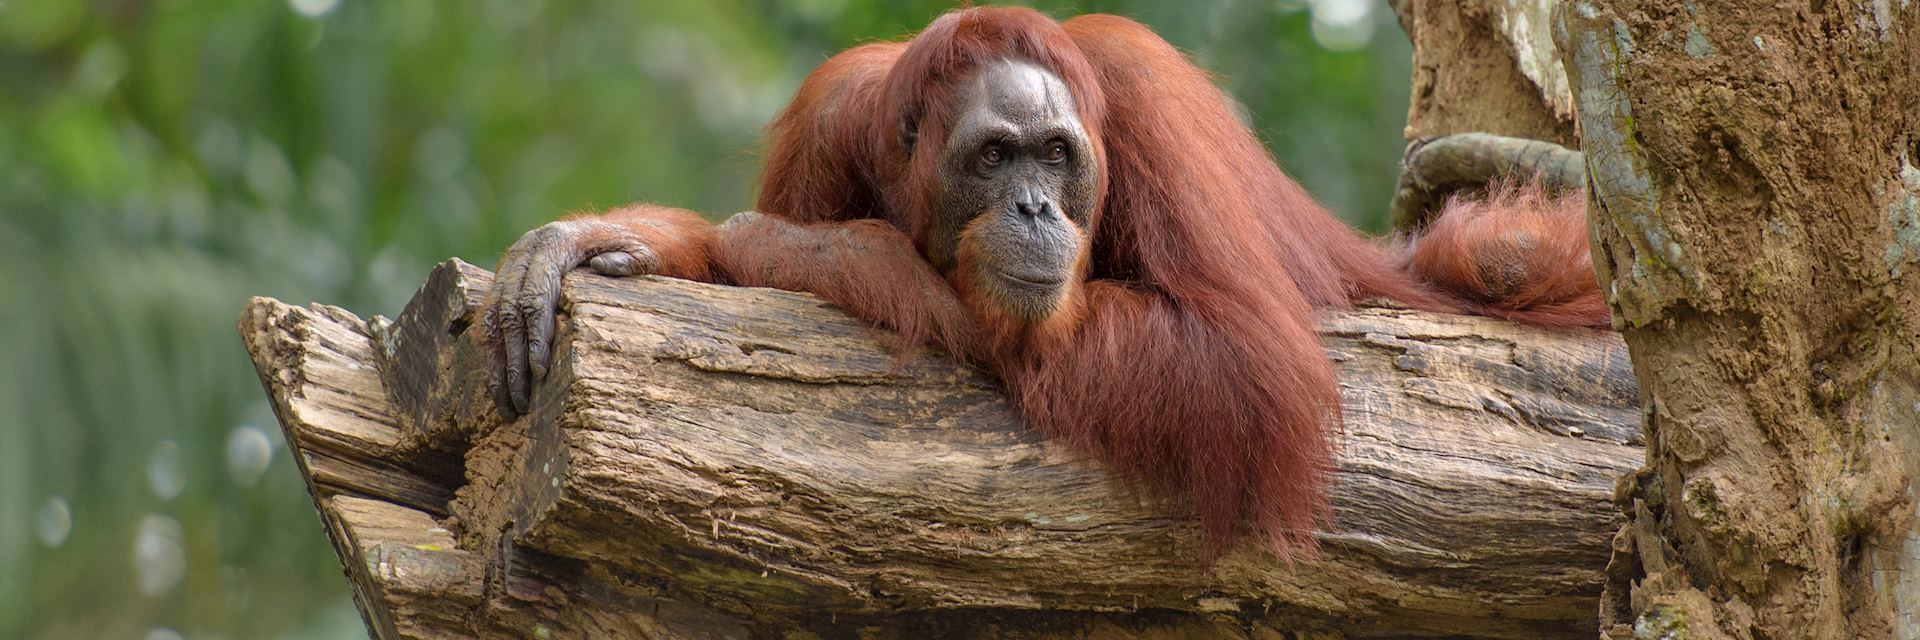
[133,515,186,596]
[147,441,184,500]
[1308,0,1377,51]
[288,0,339,19]
[35,496,72,547]
[226,425,275,487]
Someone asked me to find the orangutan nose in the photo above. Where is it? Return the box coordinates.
[1014,185,1052,219]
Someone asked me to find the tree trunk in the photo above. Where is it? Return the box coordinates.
[1390,0,1581,148]
[1554,1,1920,637]
[240,259,1641,639]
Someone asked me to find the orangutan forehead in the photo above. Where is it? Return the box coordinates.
[966,59,1077,123]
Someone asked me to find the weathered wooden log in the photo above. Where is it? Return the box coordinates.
[239,259,1641,639]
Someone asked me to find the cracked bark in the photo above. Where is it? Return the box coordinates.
[241,259,1642,639]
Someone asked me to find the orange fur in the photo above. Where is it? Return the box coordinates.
[755,43,904,225]
[568,204,718,281]
[1399,182,1610,329]
[712,215,978,358]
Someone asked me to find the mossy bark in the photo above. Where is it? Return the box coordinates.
[1554,1,1920,637]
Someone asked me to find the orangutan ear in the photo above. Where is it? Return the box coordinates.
[898,111,919,154]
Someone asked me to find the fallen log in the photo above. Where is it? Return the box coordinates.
[239,258,1640,639]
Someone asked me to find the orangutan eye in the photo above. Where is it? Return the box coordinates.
[981,144,1003,166]
[1043,140,1068,164]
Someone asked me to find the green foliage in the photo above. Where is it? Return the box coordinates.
[0,1,1409,637]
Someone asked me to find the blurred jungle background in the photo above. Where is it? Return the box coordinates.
[0,0,1410,637]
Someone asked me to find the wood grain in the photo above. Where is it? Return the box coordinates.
[241,259,1641,639]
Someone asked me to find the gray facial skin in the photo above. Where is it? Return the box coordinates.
[925,59,1100,321]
